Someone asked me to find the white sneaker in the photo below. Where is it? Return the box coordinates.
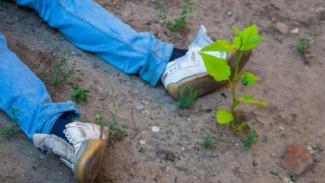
[162,25,252,99]
[33,121,108,183]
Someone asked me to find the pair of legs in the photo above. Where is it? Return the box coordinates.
[1,0,251,182]
[1,0,178,138]
[0,0,206,182]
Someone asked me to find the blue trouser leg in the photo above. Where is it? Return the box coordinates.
[16,0,173,86]
[0,33,80,139]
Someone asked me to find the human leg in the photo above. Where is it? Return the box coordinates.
[14,0,251,99]
[0,32,79,139]
[0,32,108,182]
[16,0,173,86]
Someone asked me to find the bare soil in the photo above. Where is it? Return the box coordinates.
[0,0,325,183]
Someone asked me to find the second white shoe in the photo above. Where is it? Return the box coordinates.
[33,121,108,183]
[162,25,252,99]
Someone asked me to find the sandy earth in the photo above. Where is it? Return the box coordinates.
[0,0,325,183]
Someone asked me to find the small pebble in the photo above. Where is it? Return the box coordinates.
[275,22,289,35]
[307,145,314,154]
[135,103,144,111]
[152,126,160,133]
[139,139,146,145]
[290,28,299,34]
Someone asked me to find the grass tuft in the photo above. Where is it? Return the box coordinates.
[177,88,197,108]
[40,55,74,87]
[242,129,258,147]
[70,83,89,103]
[201,132,212,149]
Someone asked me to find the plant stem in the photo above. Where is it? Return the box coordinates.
[230,50,243,114]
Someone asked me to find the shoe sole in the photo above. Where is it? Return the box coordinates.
[167,51,252,99]
[74,139,107,183]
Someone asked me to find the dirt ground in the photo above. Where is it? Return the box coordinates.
[0,0,325,183]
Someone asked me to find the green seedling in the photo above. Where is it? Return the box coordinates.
[40,55,74,87]
[176,88,197,108]
[0,122,17,137]
[155,0,192,31]
[96,111,127,141]
[200,25,267,131]
[0,108,19,137]
[167,16,187,32]
[138,147,145,153]
[108,112,128,142]
[295,37,313,65]
[70,83,89,103]
[242,129,258,147]
[201,132,212,149]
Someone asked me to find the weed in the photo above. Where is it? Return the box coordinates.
[112,100,119,109]
[167,16,187,32]
[96,110,127,142]
[40,55,74,87]
[138,147,145,153]
[155,0,192,31]
[0,108,19,137]
[70,83,89,103]
[242,129,258,147]
[295,37,313,65]
[200,25,267,132]
[177,88,197,108]
[109,112,128,141]
[201,132,212,149]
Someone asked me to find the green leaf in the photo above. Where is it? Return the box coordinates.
[232,25,264,51]
[201,39,233,52]
[200,53,231,81]
[216,109,234,125]
[239,95,268,106]
[241,72,257,86]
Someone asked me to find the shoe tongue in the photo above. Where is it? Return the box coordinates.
[200,51,227,59]
[174,47,201,67]
[189,25,213,49]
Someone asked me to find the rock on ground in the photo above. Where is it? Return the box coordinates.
[281,144,314,175]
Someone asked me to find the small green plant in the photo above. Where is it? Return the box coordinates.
[201,132,212,149]
[242,129,258,147]
[177,88,197,108]
[0,108,19,137]
[109,112,128,141]
[40,55,74,87]
[70,83,89,103]
[0,122,17,137]
[295,37,313,65]
[200,25,267,131]
[155,0,192,31]
[138,147,145,153]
